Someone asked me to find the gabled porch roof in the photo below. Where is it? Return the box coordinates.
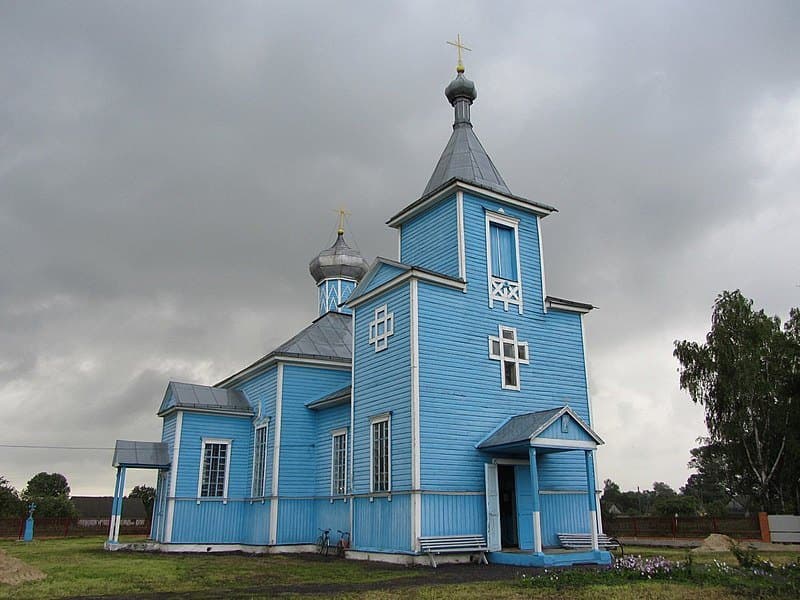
[477,406,603,453]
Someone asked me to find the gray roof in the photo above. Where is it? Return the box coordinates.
[477,406,603,450]
[423,121,511,197]
[112,440,171,468]
[306,384,351,410]
[158,381,253,415]
[216,311,352,387]
[273,311,352,361]
[478,408,564,449]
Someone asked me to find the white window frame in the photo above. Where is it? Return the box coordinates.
[485,211,523,314]
[197,438,232,503]
[330,428,348,497]
[369,414,391,493]
[368,304,394,352]
[251,421,269,498]
[488,325,530,391]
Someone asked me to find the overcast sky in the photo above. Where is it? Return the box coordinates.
[2,1,799,497]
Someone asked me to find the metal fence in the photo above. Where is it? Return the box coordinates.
[0,517,151,540]
[603,515,761,539]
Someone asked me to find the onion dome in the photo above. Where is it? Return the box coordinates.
[445,72,477,105]
[309,231,370,284]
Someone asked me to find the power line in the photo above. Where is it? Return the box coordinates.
[0,443,114,450]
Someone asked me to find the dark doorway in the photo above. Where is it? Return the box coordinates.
[498,465,518,548]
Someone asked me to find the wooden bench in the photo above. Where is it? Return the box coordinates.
[557,532,623,554]
[418,535,489,568]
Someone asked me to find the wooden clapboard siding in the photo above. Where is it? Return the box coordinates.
[399,195,459,277]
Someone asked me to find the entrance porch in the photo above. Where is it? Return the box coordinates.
[478,406,611,567]
[105,440,171,547]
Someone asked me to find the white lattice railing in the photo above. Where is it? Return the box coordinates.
[490,277,522,312]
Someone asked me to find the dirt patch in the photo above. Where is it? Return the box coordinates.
[691,533,736,553]
[0,547,46,585]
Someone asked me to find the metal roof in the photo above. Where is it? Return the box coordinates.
[273,311,352,361]
[477,406,603,450]
[306,384,351,410]
[423,122,511,197]
[309,232,370,284]
[216,311,353,387]
[112,440,171,469]
[158,382,253,415]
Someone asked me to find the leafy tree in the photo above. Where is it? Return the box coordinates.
[21,472,77,518]
[653,494,699,516]
[681,439,742,513]
[0,475,24,517]
[674,291,799,512]
[652,482,677,499]
[129,485,156,520]
[23,472,70,497]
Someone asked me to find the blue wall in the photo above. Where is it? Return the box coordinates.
[174,412,253,499]
[352,283,412,495]
[279,364,350,497]
[353,495,411,552]
[399,196,459,277]
[421,493,485,537]
[237,366,277,496]
[314,403,351,497]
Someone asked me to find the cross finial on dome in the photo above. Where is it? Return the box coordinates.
[334,207,351,236]
[446,34,471,74]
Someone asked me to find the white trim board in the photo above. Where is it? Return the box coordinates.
[164,411,182,543]
[409,278,421,551]
[456,191,466,285]
[532,438,597,450]
[347,268,465,309]
[386,180,556,228]
[269,363,284,545]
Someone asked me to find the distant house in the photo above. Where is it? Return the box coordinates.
[72,496,148,526]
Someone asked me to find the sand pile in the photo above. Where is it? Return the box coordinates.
[0,548,46,585]
[691,533,736,553]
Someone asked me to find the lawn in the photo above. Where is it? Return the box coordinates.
[1,537,798,599]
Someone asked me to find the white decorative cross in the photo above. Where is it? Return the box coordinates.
[369,304,394,352]
[488,325,530,390]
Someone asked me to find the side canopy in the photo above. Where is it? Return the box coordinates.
[477,406,603,455]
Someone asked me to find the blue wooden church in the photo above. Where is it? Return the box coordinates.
[108,59,609,567]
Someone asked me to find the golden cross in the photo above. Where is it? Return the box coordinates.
[446,34,471,73]
[334,207,351,235]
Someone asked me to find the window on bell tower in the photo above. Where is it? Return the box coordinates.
[485,212,522,313]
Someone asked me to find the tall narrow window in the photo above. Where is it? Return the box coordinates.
[489,326,530,390]
[199,440,230,498]
[370,416,390,493]
[252,424,268,497]
[490,222,518,281]
[486,213,522,313]
[331,429,347,496]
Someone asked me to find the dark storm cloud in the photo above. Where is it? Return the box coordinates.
[1,1,799,494]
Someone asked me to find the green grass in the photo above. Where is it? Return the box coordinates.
[1,537,799,599]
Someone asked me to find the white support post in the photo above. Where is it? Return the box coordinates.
[585,450,599,551]
[528,447,543,554]
[109,467,126,543]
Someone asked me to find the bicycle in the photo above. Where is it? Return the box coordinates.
[316,528,331,556]
[335,530,350,557]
